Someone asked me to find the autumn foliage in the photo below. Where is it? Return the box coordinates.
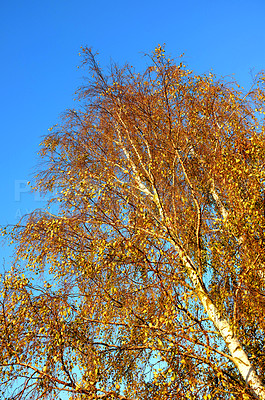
[2,46,265,399]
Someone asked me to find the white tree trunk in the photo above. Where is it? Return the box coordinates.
[199,290,265,399]
[178,246,265,399]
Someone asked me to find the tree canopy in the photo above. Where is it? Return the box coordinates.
[2,46,265,399]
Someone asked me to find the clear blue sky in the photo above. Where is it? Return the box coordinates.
[1,0,265,262]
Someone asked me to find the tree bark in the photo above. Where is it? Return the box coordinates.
[178,245,265,399]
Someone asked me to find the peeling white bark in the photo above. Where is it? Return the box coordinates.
[209,179,228,221]
[199,292,265,399]
[176,245,265,399]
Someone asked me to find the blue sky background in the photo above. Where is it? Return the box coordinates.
[1,0,265,264]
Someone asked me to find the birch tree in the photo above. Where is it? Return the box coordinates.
[1,46,265,399]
